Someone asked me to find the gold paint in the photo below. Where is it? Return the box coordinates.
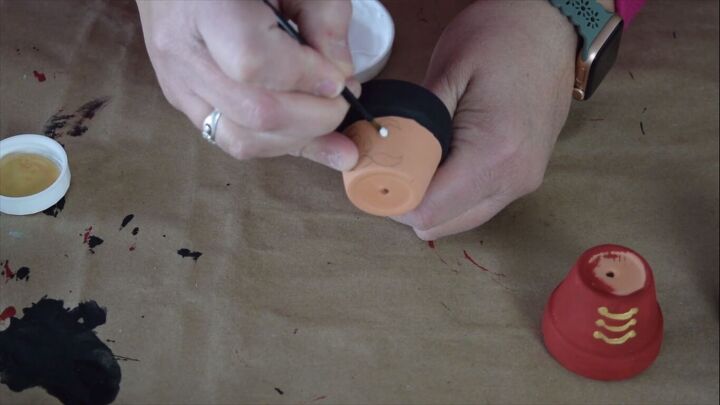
[598,306,638,320]
[593,330,637,345]
[0,153,60,197]
[595,318,637,332]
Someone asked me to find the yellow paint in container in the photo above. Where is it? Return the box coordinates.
[0,153,60,197]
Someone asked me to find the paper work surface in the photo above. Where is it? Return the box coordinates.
[1,1,718,403]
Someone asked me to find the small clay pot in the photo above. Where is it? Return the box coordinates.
[339,80,452,216]
[542,244,664,380]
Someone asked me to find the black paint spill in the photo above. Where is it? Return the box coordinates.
[15,267,30,281]
[42,97,110,140]
[131,227,139,236]
[0,298,121,405]
[628,71,635,80]
[640,121,646,135]
[275,387,284,395]
[42,196,66,217]
[177,249,202,261]
[119,214,134,230]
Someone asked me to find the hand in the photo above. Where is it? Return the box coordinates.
[393,0,578,239]
[136,0,359,170]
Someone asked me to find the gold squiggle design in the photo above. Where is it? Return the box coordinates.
[595,318,637,332]
[593,330,636,345]
[598,306,639,320]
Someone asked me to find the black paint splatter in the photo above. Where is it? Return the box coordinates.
[42,196,66,217]
[0,298,121,405]
[42,97,110,140]
[43,113,74,139]
[640,121,646,135]
[77,98,109,120]
[131,227,139,236]
[628,71,635,80]
[15,267,30,281]
[120,214,134,230]
[275,387,284,395]
[177,249,202,261]
[672,31,677,39]
[88,236,104,253]
[67,125,88,137]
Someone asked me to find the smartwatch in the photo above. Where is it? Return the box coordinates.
[549,0,624,100]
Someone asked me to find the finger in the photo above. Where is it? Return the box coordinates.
[173,89,280,159]
[283,0,354,77]
[197,1,346,97]
[174,91,214,132]
[411,197,508,241]
[291,132,358,171]
[188,49,351,137]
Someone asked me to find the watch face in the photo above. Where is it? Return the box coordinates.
[584,20,624,100]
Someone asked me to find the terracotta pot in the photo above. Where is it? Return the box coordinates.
[338,80,452,217]
[542,244,664,380]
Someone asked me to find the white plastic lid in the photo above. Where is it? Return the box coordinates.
[0,134,71,215]
[349,0,394,83]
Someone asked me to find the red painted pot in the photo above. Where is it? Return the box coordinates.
[542,244,663,380]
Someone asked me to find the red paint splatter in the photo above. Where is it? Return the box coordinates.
[82,226,93,244]
[312,396,327,402]
[33,70,46,82]
[463,250,488,272]
[3,260,15,282]
[426,240,449,266]
[0,306,16,321]
[462,250,507,278]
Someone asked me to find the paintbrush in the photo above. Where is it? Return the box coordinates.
[261,0,388,138]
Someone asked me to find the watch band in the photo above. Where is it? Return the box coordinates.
[549,0,614,60]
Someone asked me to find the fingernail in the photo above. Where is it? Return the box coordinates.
[327,152,347,171]
[316,79,343,98]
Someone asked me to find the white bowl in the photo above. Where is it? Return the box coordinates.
[0,134,71,215]
[349,0,395,83]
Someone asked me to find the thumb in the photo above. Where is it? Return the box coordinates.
[283,0,354,77]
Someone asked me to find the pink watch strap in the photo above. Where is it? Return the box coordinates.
[615,0,646,26]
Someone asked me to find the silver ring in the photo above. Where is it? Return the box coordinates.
[201,109,222,145]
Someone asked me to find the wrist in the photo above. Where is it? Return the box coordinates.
[598,0,616,12]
